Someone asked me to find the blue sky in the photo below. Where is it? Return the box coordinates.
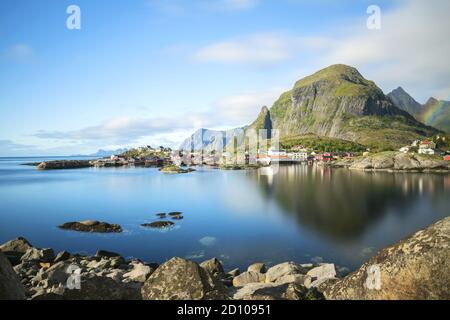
[1,0,449,156]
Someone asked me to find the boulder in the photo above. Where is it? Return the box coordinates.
[96,250,122,259]
[0,252,27,300]
[232,271,266,287]
[306,263,336,281]
[227,268,240,278]
[200,258,224,277]
[265,262,308,283]
[62,274,142,300]
[274,274,312,287]
[54,251,71,263]
[247,263,266,273]
[0,237,33,266]
[123,263,153,282]
[324,216,450,300]
[58,220,122,233]
[233,282,323,300]
[141,257,226,300]
[21,247,55,263]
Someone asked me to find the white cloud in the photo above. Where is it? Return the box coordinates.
[193,0,450,100]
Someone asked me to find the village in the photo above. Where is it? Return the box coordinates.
[89,137,450,169]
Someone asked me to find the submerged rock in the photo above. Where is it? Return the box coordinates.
[0,252,27,300]
[141,221,175,229]
[58,220,122,233]
[141,257,227,300]
[159,166,195,174]
[324,216,450,300]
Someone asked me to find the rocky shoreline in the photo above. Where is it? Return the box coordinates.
[1,216,449,300]
[327,151,450,172]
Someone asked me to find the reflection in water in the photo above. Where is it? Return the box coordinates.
[250,165,448,242]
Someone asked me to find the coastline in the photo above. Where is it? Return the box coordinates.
[1,216,449,300]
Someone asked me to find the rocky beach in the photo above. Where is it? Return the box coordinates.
[1,216,449,300]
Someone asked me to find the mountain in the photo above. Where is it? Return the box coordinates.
[387,87,423,119]
[181,64,439,152]
[421,98,450,133]
[179,128,245,151]
[387,86,450,133]
[71,148,128,157]
[258,64,438,150]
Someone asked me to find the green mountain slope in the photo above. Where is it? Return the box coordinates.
[259,64,439,151]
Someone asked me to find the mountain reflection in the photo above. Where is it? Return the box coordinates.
[249,165,448,241]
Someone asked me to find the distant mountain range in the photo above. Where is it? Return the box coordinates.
[71,148,128,157]
[388,87,450,133]
[181,64,442,151]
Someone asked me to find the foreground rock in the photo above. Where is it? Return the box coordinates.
[330,152,450,172]
[232,282,323,300]
[323,216,450,300]
[0,237,33,266]
[141,257,227,300]
[0,252,27,300]
[36,160,92,170]
[58,220,122,233]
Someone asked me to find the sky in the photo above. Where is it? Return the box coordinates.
[0,0,449,156]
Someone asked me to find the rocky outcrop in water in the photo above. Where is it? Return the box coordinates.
[37,160,92,170]
[58,220,122,233]
[322,216,450,300]
[329,152,450,172]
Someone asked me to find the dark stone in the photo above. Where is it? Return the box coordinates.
[168,212,183,216]
[54,251,71,263]
[96,250,122,259]
[0,252,27,300]
[141,221,175,229]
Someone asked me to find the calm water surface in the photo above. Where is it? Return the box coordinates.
[0,157,449,272]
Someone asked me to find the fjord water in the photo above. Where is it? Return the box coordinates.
[1,157,449,272]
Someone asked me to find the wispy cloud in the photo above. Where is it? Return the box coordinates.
[4,44,33,62]
[32,88,279,147]
[194,33,297,65]
[0,140,37,156]
[147,0,258,16]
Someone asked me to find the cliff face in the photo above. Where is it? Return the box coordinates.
[257,65,438,149]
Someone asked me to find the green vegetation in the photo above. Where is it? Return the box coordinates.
[159,165,194,174]
[279,134,365,153]
[121,147,171,158]
[341,114,439,151]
